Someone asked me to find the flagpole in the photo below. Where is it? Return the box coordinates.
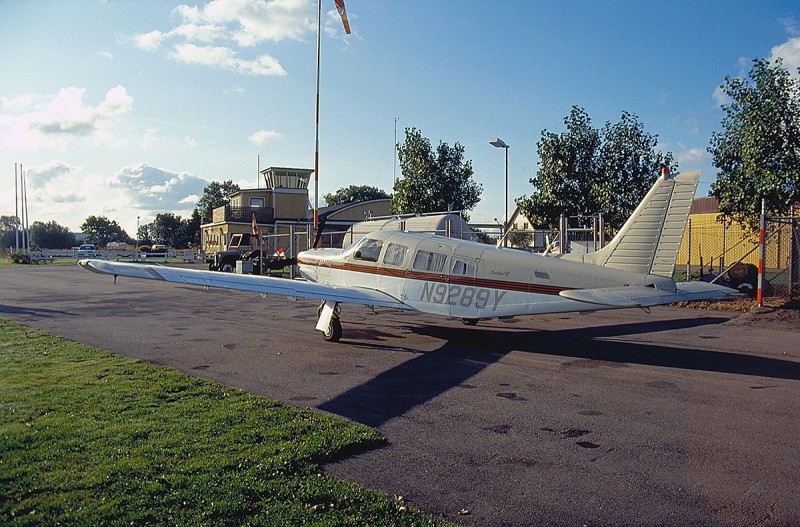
[15,163,19,252]
[313,0,321,239]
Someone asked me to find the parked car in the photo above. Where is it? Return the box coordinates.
[76,244,99,257]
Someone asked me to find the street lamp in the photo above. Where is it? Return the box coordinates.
[489,138,509,246]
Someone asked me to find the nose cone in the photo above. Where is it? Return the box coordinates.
[296,248,343,283]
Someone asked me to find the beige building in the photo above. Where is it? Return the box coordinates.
[200,167,313,255]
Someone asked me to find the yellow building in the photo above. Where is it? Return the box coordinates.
[675,196,796,273]
[200,167,313,255]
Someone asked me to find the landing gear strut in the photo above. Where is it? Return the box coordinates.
[316,301,342,342]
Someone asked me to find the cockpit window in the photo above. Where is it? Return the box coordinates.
[353,238,383,262]
[383,243,408,266]
[412,250,448,272]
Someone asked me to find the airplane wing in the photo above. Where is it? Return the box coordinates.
[78,259,409,309]
[558,281,740,308]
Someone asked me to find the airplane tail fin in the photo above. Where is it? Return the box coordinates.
[562,169,699,277]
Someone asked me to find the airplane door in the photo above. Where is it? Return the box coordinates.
[449,252,481,319]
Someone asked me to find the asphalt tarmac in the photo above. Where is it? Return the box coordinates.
[2,263,799,527]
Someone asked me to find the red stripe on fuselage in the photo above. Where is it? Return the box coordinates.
[297,257,569,296]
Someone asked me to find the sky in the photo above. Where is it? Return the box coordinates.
[2,0,800,237]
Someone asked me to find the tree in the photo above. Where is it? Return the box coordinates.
[1,215,20,249]
[392,127,482,218]
[197,180,240,223]
[30,220,76,249]
[518,106,676,229]
[186,208,201,246]
[137,224,152,246]
[324,185,390,206]
[709,58,800,229]
[150,213,194,248]
[596,111,676,228]
[517,107,601,228]
[81,216,131,247]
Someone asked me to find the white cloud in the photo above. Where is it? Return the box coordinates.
[96,51,114,59]
[134,0,313,76]
[677,147,709,165]
[684,118,699,136]
[712,84,729,107]
[780,16,799,37]
[134,30,166,51]
[0,86,133,150]
[174,0,313,46]
[770,37,800,77]
[109,163,208,213]
[13,161,210,234]
[248,129,282,145]
[170,43,286,76]
[25,160,78,187]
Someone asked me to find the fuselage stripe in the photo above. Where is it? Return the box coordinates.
[297,257,570,296]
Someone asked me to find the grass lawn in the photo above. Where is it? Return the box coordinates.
[0,318,454,526]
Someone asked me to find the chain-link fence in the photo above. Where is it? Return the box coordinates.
[676,212,799,299]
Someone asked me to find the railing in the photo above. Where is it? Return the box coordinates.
[212,206,274,224]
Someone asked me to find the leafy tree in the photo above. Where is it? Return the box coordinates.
[29,220,76,249]
[197,180,240,223]
[186,208,201,246]
[517,107,601,228]
[324,185,390,206]
[709,57,800,229]
[1,215,21,249]
[150,213,192,248]
[518,106,676,229]
[596,111,676,228]
[137,224,152,246]
[81,216,131,247]
[393,127,482,218]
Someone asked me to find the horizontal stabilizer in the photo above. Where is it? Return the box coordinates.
[559,281,739,308]
[78,259,407,309]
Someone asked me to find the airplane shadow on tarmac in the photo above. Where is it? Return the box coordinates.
[0,304,76,318]
[318,315,800,428]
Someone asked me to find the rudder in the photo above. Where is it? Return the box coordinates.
[562,169,699,277]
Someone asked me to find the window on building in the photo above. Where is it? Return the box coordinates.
[413,250,448,272]
[250,197,265,208]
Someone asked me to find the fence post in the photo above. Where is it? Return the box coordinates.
[686,218,692,281]
[791,205,798,298]
[757,198,766,307]
[559,214,568,254]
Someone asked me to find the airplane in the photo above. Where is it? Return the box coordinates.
[80,169,738,342]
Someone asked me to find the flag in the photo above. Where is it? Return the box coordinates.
[251,213,260,249]
[334,0,351,34]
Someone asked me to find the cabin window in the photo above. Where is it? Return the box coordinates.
[383,243,408,266]
[452,259,475,275]
[412,250,448,273]
[354,238,382,262]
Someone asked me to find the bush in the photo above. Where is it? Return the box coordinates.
[9,252,32,264]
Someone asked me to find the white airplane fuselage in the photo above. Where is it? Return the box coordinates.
[297,230,676,320]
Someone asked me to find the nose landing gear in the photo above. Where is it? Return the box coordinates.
[316,301,343,342]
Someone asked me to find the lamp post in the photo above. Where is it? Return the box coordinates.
[489,138,509,246]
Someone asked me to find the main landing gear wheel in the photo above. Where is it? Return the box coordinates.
[323,318,342,342]
[461,318,479,326]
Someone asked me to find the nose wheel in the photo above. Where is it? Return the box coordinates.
[317,301,343,342]
[322,317,342,342]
